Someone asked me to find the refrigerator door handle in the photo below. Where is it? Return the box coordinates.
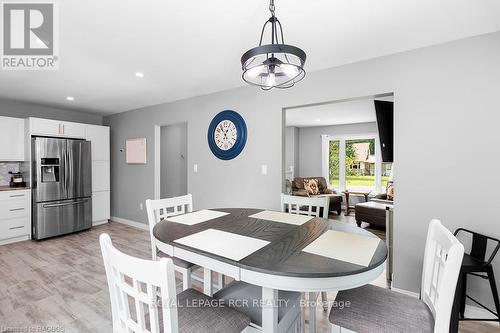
[65,142,70,196]
[43,199,89,208]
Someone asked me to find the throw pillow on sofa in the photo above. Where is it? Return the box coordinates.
[303,178,320,195]
[386,181,394,200]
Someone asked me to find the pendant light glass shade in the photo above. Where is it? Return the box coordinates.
[241,1,306,90]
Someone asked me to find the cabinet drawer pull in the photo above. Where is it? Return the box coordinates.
[9,194,25,198]
[9,226,24,230]
[9,208,25,211]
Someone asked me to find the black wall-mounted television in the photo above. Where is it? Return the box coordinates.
[374,100,394,163]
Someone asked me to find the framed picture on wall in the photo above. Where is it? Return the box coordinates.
[126,138,147,164]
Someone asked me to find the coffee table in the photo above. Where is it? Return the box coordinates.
[342,190,371,216]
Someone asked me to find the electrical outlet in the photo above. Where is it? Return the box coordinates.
[139,203,144,210]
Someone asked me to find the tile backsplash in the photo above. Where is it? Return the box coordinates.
[0,162,21,186]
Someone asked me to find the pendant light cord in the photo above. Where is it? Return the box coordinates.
[269,0,275,17]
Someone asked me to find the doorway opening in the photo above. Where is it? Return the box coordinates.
[155,122,188,199]
[282,93,395,281]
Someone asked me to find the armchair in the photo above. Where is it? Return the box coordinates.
[291,177,342,215]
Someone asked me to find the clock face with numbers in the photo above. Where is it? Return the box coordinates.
[208,111,247,160]
[214,120,237,151]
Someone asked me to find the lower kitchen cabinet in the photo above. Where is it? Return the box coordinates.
[0,189,30,245]
[92,190,110,225]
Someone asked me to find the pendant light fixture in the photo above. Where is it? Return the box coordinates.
[241,0,306,90]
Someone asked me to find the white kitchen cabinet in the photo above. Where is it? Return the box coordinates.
[0,189,30,245]
[60,121,86,138]
[92,160,110,192]
[86,124,110,225]
[29,117,85,138]
[92,191,110,224]
[0,116,24,161]
[86,125,110,161]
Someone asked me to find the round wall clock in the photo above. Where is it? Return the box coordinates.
[207,110,247,160]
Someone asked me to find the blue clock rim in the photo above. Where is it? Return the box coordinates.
[208,110,247,160]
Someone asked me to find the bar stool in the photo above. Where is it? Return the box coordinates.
[454,228,500,323]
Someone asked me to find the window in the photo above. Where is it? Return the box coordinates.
[324,135,387,193]
[329,140,340,187]
[381,162,393,189]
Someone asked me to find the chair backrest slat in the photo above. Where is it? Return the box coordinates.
[280,193,330,218]
[100,233,179,333]
[420,220,464,333]
[145,194,193,260]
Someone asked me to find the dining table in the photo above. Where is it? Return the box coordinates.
[153,207,387,333]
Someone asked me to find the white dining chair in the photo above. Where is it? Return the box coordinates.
[281,193,330,313]
[146,194,225,293]
[146,194,200,291]
[280,193,330,218]
[99,233,251,333]
[329,219,465,333]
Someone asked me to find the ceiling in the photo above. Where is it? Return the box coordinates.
[286,98,382,127]
[1,0,500,114]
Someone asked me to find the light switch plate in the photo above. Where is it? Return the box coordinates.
[193,164,198,173]
[261,165,268,175]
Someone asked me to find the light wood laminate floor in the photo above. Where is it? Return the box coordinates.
[0,221,497,332]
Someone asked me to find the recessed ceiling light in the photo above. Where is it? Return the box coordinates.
[315,118,321,122]
[135,72,144,78]
[66,96,74,101]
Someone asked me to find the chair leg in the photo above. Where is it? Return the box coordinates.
[321,292,328,312]
[203,268,213,296]
[182,268,192,291]
[487,267,500,320]
[459,272,467,318]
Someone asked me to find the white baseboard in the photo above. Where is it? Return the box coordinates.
[111,216,149,231]
[391,287,419,298]
[392,287,497,322]
[463,303,497,321]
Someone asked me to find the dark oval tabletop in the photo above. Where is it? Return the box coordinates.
[153,208,387,278]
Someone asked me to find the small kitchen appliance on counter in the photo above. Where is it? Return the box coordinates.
[8,171,26,187]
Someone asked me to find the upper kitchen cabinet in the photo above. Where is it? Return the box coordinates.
[28,117,86,138]
[0,116,24,161]
[85,125,110,161]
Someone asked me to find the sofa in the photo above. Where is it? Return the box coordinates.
[291,177,343,215]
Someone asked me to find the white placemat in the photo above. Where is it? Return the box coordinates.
[248,210,313,225]
[302,230,380,267]
[174,229,270,261]
[166,209,229,226]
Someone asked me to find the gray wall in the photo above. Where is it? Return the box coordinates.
[104,31,500,305]
[298,122,378,177]
[285,126,300,176]
[0,98,102,125]
[160,123,188,198]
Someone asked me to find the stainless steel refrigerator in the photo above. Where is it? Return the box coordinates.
[32,137,92,239]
